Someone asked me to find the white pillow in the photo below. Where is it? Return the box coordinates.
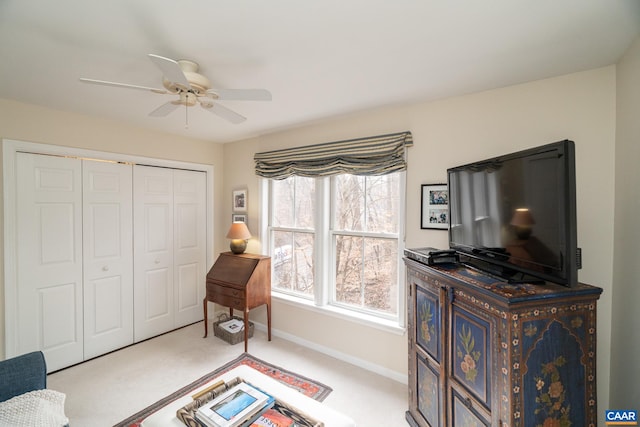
[0,389,69,427]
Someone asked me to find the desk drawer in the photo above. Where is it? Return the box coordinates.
[208,284,245,299]
[214,294,245,311]
[207,284,245,310]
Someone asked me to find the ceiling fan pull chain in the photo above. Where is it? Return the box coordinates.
[185,103,189,129]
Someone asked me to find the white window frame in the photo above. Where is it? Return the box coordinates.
[259,173,406,333]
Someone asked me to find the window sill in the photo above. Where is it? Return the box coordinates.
[271,292,406,336]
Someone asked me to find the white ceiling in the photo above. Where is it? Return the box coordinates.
[1,1,639,144]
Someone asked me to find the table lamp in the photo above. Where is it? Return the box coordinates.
[226,221,251,254]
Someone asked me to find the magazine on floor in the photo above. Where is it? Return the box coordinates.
[249,408,295,427]
[195,381,274,427]
[218,318,245,333]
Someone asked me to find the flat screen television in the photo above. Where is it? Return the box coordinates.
[447,140,580,287]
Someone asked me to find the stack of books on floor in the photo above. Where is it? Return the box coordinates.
[177,377,321,427]
[193,381,295,427]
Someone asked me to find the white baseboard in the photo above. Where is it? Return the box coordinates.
[252,321,408,385]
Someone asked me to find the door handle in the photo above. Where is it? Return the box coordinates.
[102,266,109,271]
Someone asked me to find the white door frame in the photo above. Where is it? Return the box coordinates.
[2,138,215,358]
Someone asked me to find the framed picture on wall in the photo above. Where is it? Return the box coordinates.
[233,189,247,212]
[421,184,449,230]
[232,214,247,224]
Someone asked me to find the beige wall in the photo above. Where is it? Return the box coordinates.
[611,36,640,406]
[225,66,617,410]
[0,99,226,359]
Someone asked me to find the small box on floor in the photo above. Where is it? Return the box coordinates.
[213,315,254,345]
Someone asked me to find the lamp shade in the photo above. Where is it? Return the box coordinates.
[226,221,251,240]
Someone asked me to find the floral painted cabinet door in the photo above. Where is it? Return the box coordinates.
[415,285,442,426]
[518,303,598,427]
[416,286,441,362]
[407,263,447,427]
[449,303,492,426]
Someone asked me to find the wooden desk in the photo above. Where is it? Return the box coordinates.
[203,252,271,351]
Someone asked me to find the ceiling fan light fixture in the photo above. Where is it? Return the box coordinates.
[160,60,211,93]
[178,91,198,106]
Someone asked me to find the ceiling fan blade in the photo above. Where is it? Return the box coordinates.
[79,78,167,94]
[201,102,246,124]
[148,54,191,90]
[149,101,180,117]
[206,88,272,101]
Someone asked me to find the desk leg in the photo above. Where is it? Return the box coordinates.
[203,298,208,338]
[243,309,249,352]
[267,302,272,342]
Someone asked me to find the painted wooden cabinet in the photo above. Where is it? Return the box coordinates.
[405,250,602,427]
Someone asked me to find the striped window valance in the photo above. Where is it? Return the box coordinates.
[254,131,413,179]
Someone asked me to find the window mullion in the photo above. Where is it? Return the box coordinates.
[360,237,365,308]
[315,177,330,306]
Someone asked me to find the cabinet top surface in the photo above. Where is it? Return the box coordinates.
[404,252,602,303]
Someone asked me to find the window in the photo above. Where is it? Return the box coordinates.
[267,172,404,326]
[270,176,316,298]
[333,174,399,317]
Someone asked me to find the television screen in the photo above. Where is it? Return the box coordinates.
[447,140,578,286]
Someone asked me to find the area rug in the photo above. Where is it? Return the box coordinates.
[113,352,332,427]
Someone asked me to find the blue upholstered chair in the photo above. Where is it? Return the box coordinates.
[0,351,47,403]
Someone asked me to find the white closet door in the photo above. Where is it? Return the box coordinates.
[16,152,83,372]
[83,160,134,359]
[133,165,175,341]
[173,169,207,327]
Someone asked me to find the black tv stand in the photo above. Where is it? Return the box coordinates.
[507,273,545,285]
[459,254,546,285]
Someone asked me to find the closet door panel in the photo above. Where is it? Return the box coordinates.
[173,170,207,326]
[16,153,83,372]
[83,160,134,359]
[134,165,174,341]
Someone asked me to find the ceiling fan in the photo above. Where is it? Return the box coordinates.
[79,54,271,124]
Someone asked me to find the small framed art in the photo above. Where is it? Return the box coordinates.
[232,214,247,224]
[421,184,449,230]
[232,189,247,212]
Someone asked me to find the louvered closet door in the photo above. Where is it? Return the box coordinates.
[173,169,207,327]
[83,160,134,359]
[16,153,83,372]
[134,165,175,341]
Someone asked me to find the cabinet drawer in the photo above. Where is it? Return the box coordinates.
[207,284,245,310]
[208,283,245,299]
[212,293,245,311]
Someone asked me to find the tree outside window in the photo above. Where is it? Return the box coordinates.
[333,174,399,315]
[269,172,402,321]
[271,177,315,297]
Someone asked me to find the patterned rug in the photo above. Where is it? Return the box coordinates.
[113,352,332,427]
